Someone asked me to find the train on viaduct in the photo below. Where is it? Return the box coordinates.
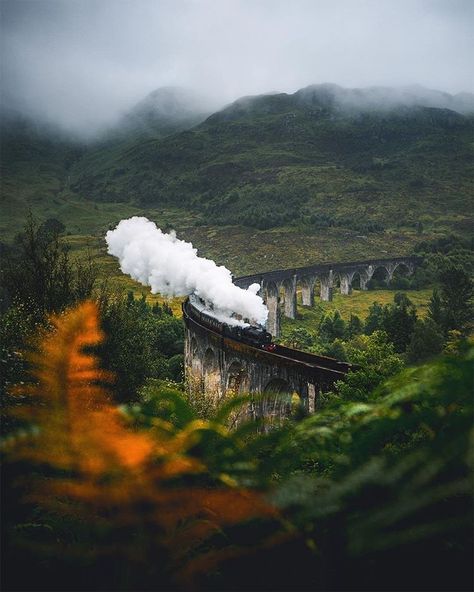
[183,256,420,419]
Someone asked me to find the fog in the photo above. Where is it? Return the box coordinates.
[1,0,473,135]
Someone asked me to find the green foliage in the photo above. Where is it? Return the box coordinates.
[345,330,403,373]
[365,301,385,334]
[345,313,363,339]
[333,331,404,402]
[268,347,473,592]
[437,263,473,334]
[2,298,473,591]
[98,292,184,402]
[0,217,99,432]
[319,310,346,342]
[319,338,348,361]
[443,329,469,355]
[363,294,417,353]
[0,215,97,317]
[427,287,444,326]
[284,326,316,350]
[406,318,444,363]
[382,292,417,352]
[411,234,474,289]
[0,304,44,433]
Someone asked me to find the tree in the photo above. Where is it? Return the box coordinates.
[427,287,444,327]
[346,314,363,339]
[381,293,417,353]
[443,330,469,356]
[285,327,315,350]
[0,216,97,318]
[406,318,444,364]
[364,302,384,334]
[321,338,347,361]
[335,331,404,401]
[319,310,345,342]
[39,217,66,238]
[345,330,404,377]
[98,293,184,402]
[437,264,473,334]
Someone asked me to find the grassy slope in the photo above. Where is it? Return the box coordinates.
[279,288,432,345]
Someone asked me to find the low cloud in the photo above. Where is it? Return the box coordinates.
[1,0,473,135]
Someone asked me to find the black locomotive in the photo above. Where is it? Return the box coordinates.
[186,295,273,349]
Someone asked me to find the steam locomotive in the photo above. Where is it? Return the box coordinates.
[186,295,273,349]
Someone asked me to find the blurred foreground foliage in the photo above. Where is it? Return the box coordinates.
[1,301,473,591]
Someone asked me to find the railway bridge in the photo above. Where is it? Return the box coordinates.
[235,255,421,336]
[184,256,421,416]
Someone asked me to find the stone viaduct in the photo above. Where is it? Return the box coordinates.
[184,256,421,418]
[235,256,421,336]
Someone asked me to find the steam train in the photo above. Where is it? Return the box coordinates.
[186,294,274,349]
[185,295,355,373]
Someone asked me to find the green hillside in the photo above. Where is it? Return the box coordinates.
[1,85,473,275]
[0,112,86,236]
[68,85,474,237]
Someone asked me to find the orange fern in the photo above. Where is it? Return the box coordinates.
[6,300,281,589]
[11,301,154,473]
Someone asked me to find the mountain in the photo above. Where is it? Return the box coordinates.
[207,84,474,123]
[1,84,473,241]
[0,109,86,231]
[295,83,474,115]
[68,84,474,235]
[106,86,220,140]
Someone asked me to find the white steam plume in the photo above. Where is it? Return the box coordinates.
[105,217,268,327]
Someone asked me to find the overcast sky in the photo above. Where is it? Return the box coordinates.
[1,0,473,134]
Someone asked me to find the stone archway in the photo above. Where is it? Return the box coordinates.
[258,377,293,424]
[351,271,362,290]
[390,262,413,289]
[298,275,316,307]
[225,360,251,425]
[371,265,390,287]
[227,360,250,394]
[264,378,292,394]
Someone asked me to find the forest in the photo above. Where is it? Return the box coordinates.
[1,217,472,591]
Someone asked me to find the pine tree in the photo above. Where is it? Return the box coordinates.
[365,302,384,334]
[319,310,345,342]
[427,287,444,328]
[406,318,444,363]
[346,314,363,339]
[438,265,473,334]
[382,293,417,353]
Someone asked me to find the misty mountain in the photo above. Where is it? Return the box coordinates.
[107,87,220,140]
[0,107,84,163]
[297,84,474,115]
[209,84,474,123]
[2,83,473,239]
[0,108,88,237]
[65,83,473,236]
